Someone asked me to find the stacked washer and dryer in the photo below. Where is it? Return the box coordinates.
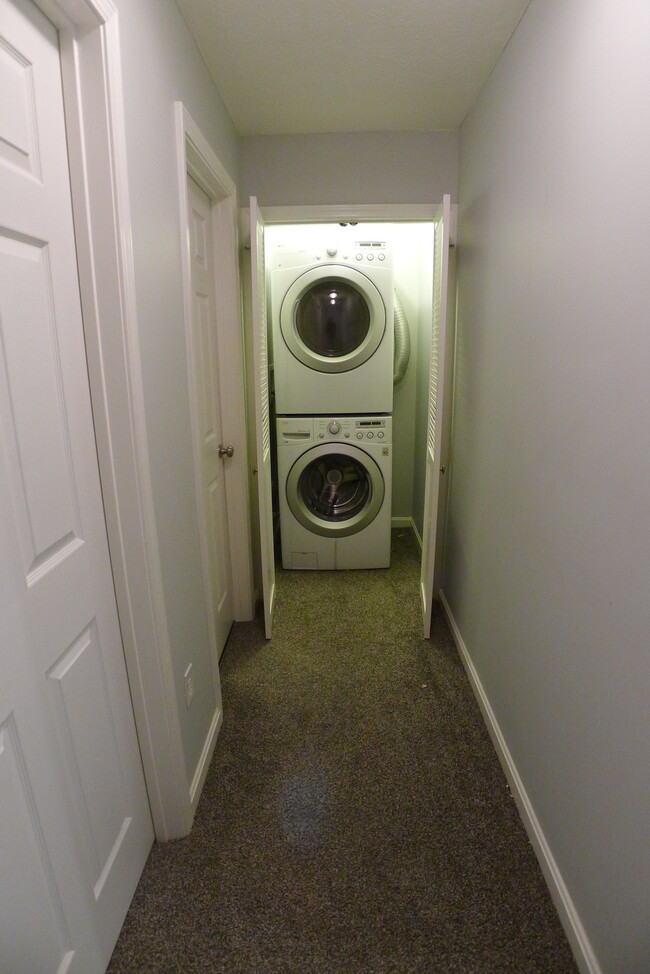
[270,238,395,570]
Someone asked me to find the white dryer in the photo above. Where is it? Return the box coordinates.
[270,242,394,415]
[277,415,392,570]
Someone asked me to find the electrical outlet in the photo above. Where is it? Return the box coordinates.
[184,663,194,709]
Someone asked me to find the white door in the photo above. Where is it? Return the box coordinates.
[420,194,452,638]
[0,1,153,971]
[250,197,275,638]
[187,174,234,657]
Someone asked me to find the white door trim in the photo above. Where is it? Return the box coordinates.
[249,198,275,638]
[174,103,255,626]
[242,203,457,245]
[34,0,192,839]
[247,200,457,617]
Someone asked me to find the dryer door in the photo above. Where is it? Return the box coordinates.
[280,265,387,373]
[287,443,385,538]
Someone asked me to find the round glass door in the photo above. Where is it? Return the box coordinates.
[286,444,384,538]
[295,280,370,357]
[280,265,387,374]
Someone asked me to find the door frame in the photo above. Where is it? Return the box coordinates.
[174,103,255,657]
[247,202,457,605]
[32,0,191,840]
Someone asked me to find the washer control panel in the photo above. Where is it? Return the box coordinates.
[278,416,392,444]
[312,415,391,443]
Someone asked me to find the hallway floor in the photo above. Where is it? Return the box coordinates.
[107,530,578,973]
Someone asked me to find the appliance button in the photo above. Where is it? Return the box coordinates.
[366,253,374,261]
[328,421,341,435]
[318,433,325,439]
[367,431,374,438]
[326,246,337,257]
[344,432,350,438]
[355,253,363,261]
[377,431,385,438]
[378,253,385,261]
[356,432,363,439]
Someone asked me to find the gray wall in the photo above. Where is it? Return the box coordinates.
[240,131,458,205]
[445,1,650,971]
[113,0,239,781]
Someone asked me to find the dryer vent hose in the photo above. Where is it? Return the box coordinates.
[393,290,411,385]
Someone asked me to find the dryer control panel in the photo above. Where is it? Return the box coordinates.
[320,241,390,267]
[273,240,391,269]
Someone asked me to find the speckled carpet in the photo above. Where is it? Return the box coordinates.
[107,529,578,974]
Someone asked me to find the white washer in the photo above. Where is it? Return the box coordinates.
[277,415,392,570]
[271,242,394,415]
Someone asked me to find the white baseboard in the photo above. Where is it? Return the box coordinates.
[189,706,223,810]
[391,516,423,550]
[438,590,602,974]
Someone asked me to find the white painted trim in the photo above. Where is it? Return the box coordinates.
[176,133,223,711]
[189,706,223,809]
[244,202,453,618]
[182,108,236,200]
[259,203,439,224]
[391,515,423,550]
[438,590,603,974]
[174,103,255,623]
[212,199,255,621]
[42,0,193,839]
[244,203,458,244]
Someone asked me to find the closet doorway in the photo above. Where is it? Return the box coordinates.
[247,200,454,639]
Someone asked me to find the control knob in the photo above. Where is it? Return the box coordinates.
[328,421,341,435]
[326,245,337,257]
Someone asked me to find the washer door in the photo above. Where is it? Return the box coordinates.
[286,443,385,538]
[280,265,387,373]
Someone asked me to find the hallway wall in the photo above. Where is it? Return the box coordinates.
[445,2,650,972]
[239,131,458,206]
[112,0,239,785]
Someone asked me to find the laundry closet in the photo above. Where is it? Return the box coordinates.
[245,201,453,638]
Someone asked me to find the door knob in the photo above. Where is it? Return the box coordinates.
[218,444,234,458]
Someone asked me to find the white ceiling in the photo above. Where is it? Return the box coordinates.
[175,0,531,136]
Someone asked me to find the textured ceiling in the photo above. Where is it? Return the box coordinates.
[175,0,531,135]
